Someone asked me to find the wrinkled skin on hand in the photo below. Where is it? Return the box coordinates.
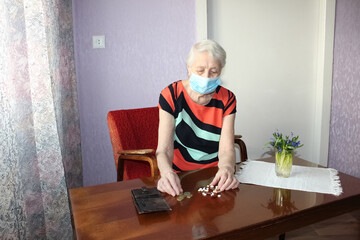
[210,167,239,191]
[157,171,183,196]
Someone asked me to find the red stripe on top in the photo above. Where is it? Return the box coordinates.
[173,149,218,171]
[180,82,226,128]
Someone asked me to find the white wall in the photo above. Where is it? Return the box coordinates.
[199,0,335,165]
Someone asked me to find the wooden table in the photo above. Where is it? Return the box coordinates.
[70,158,360,239]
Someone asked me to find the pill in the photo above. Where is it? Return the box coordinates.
[198,185,222,199]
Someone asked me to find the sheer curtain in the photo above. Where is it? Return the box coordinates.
[0,0,82,239]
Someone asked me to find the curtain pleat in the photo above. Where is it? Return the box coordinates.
[0,0,82,239]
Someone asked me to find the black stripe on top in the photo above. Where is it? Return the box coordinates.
[206,98,225,109]
[172,162,182,172]
[159,94,174,115]
[175,120,219,154]
[224,93,236,112]
[168,82,178,107]
[177,93,222,135]
[215,85,221,93]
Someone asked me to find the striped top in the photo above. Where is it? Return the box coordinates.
[158,80,237,172]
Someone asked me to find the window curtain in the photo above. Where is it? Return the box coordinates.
[0,0,82,239]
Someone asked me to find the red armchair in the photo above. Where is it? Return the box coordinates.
[107,107,248,181]
[107,107,159,181]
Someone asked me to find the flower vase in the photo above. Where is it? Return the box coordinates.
[275,150,293,177]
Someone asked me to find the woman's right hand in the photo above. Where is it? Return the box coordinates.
[157,171,183,196]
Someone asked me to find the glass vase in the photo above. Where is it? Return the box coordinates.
[275,150,293,177]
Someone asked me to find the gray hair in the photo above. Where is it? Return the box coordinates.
[186,39,226,69]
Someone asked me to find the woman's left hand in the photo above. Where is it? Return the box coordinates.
[210,166,239,191]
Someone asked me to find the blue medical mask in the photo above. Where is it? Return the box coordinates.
[189,72,221,94]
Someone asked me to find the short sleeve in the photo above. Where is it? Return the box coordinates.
[158,83,177,116]
[223,89,237,117]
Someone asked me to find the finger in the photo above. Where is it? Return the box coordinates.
[225,177,239,190]
[222,176,233,191]
[167,173,182,195]
[210,174,220,186]
[218,175,228,191]
[157,180,165,192]
[221,176,233,191]
[174,175,183,193]
[232,178,240,189]
[164,179,176,197]
[162,177,177,196]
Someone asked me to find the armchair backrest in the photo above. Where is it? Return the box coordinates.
[107,107,159,171]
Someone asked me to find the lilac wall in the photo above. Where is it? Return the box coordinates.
[328,0,360,178]
[72,0,196,186]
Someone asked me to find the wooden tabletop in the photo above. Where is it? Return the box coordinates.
[70,158,360,240]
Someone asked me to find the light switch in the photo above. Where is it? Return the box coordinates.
[92,35,105,49]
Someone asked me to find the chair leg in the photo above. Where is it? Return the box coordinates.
[117,156,124,181]
[279,233,285,240]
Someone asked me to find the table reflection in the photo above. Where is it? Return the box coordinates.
[164,168,239,239]
[263,188,298,216]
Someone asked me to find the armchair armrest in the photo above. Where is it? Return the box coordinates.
[117,149,159,181]
[118,149,155,155]
[234,134,242,139]
[234,135,248,162]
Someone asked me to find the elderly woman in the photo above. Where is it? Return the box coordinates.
[156,40,239,196]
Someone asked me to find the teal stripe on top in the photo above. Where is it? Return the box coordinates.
[175,109,220,141]
[174,109,220,161]
[174,134,219,161]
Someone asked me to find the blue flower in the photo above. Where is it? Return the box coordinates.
[265,131,303,152]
